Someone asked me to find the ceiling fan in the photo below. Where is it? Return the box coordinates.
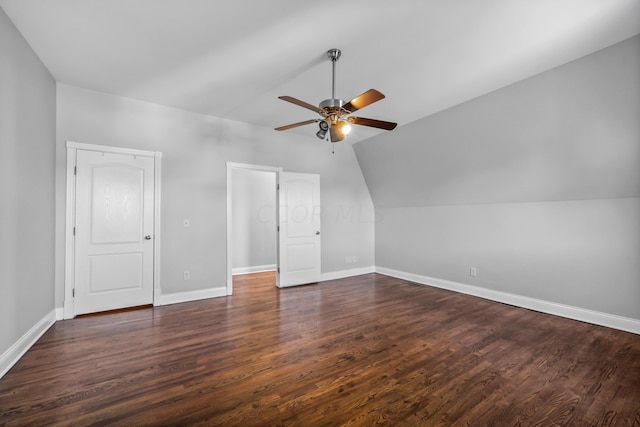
[275,49,397,142]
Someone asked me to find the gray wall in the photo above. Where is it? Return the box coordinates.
[0,8,56,355]
[231,168,277,271]
[55,84,375,304]
[355,35,640,320]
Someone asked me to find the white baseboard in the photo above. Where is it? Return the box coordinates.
[157,287,227,306]
[0,309,57,380]
[232,264,276,276]
[375,266,640,335]
[321,266,375,282]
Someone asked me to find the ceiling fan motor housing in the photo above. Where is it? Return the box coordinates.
[320,98,348,123]
[319,98,346,110]
[319,98,344,109]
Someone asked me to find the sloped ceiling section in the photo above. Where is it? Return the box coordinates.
[0,0,639,144]
[353,35,640,208]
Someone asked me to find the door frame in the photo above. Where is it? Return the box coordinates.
[64,141,162,319]
[226,162,282,296]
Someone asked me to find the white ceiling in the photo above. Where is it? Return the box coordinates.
[2,0,639,143]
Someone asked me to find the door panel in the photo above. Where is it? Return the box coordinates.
[74,150,155,315]
[286,244,315,271]
[277,172,321,287]
[89,253,143,292]
[90,165,143,243]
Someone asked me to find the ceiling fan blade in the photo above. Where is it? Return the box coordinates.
[329,124,344,142]
[342,89,385,113]
[275,119,319,131]
[348,116,398,130]
[278,96,324,114]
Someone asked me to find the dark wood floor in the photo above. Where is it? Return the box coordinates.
[1,272,639,426]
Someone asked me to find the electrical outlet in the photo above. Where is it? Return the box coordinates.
[183,270,190,280]
[470,267,477,277]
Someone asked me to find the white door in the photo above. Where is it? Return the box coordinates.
[73,150,155,315]
[277,172,321,287]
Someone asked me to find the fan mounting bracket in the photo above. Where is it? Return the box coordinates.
[327,49,341,62]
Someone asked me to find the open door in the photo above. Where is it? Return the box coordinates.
[277,172,321,287]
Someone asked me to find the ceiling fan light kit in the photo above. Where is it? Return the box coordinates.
[316,120,329,139]
[275,48,397,143]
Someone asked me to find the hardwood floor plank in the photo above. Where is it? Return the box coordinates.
[1,272,639,426]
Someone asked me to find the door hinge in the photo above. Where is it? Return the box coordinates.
[277,225,280,232]
[74,166,77,175]
[72,288,75,297]
[73,227,76,236]
[277,267,280,273]
[277,184,280,191]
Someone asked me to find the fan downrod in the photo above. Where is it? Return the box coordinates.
[323,48,345,110]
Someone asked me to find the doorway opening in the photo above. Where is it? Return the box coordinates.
[226,162,282,295]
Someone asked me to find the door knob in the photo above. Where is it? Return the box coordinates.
[316,231,320,235]
[145,235,152,240]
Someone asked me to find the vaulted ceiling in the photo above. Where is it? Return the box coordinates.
[2,0,639,143]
